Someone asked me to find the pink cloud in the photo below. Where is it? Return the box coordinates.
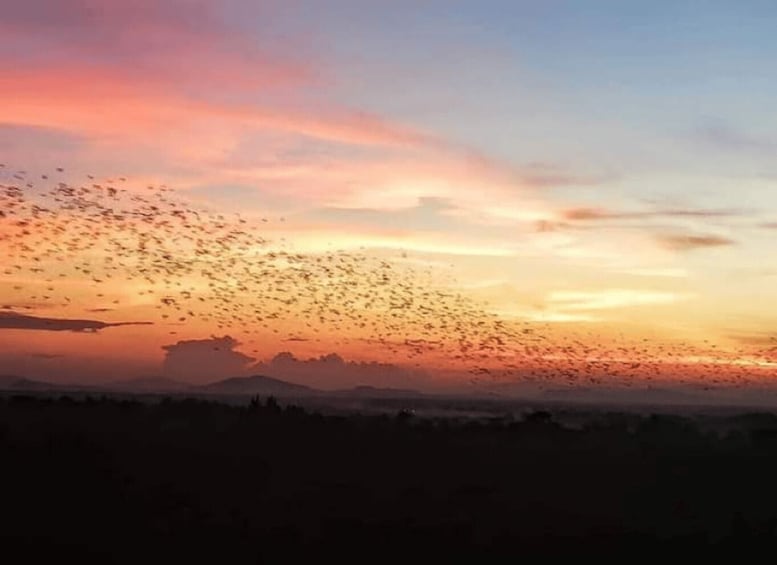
[0,0,309,88]
[0,0,438,152]
[0,1,588,188]
[0,67,432,149]
[0,0,589,228]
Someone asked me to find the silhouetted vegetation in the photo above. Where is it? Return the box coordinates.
[3,394,777,561]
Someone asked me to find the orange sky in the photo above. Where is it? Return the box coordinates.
[2,1,777,392]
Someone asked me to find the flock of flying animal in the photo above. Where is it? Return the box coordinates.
[1,163,775,389]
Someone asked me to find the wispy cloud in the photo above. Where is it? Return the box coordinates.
[546,289,691,311]
[695,122,777,155]
[657,234,736,251]
[0,1,574,230]
[0,68,433,150]
[0,0,310,90]
[519,162,615,188]
[0,0,443,169]
[27,352,65,359]
[560,207,740,222]
[729,332,777,347]
[617,267,689,279]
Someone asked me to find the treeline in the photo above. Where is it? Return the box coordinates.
[2,394,777,561]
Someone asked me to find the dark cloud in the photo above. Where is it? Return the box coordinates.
[657,234,736,251]
[27,352,64,359]
[0,310,152,332]
[160,335,431,389]
[162,335,256,383]
[251,351,430,390]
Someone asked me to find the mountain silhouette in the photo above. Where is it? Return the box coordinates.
[0,375,22,387]
[0,375,56,391]
[334,385,423,398]
[0,373,427,399]
[198,374,316,395]
[107,376,192,393]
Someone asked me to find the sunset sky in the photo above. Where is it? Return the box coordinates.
[1,1,776,391]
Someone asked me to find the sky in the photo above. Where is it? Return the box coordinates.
[1,1,776,392]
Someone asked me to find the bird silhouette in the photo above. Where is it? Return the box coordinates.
[0,163,771,389]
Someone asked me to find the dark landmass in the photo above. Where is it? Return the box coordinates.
[107,376,193,393]
[0,373,422,400]
[2,394,777,562]
[0,374,84,392]
[199,374,315,395]
[7,372,777,412]
[333,384,425,397]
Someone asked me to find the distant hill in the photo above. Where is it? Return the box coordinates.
[0,375,22,388]
[199,376,428,398]
[107,376,192,393]
[0,372,422,399]
[0,375,57,391]
[334,385,424,398]
[539,385,719,407]
[199,374,316,396]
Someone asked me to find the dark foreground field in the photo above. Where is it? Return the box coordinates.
[3,395,777,562]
